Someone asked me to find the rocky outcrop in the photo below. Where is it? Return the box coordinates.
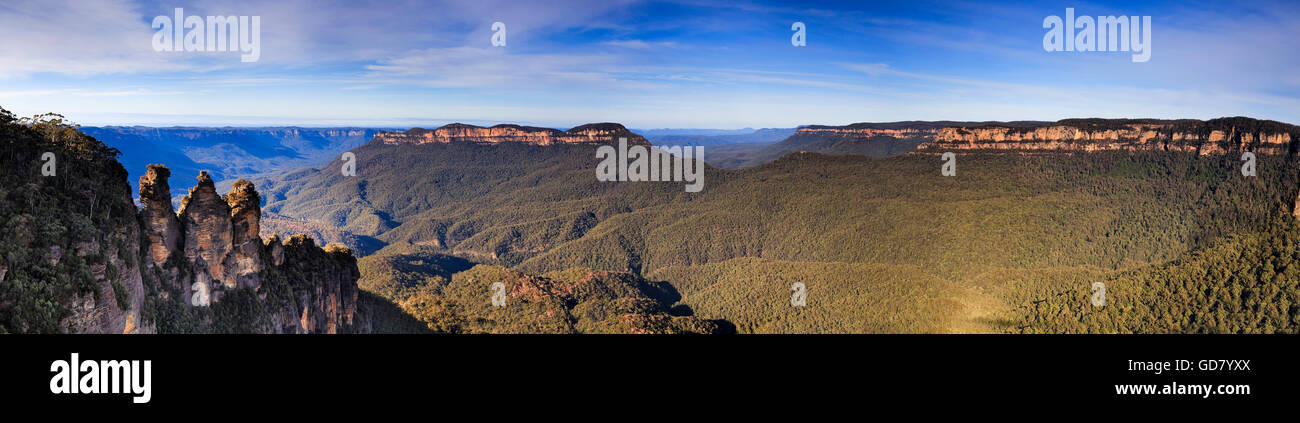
[373,122,651,146]
[178,171,235,303]
[266,233,286,266]
[918,118,1300,155]
[273,236,359,334]
[136,167,363,333]
[226,179,262,290]
[139,165,182,266]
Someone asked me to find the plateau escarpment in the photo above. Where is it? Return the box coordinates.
[708,121,1041,168]
[918,117,1300,155]
[256,121,666,256]
[794,124,943,139]
[373,122,652,146]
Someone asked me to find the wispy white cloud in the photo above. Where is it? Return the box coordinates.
[362,46,668,90]
[0,0,641,77]
[0,89,67,99]
[602,40,679,49]
[0,88,189,98]
[0,0,192,77]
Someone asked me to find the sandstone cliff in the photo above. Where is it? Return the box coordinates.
[373,122,652,146]
[177,171,236,301]
[917,117,1300,155]
[794,126,940,139]
[139,168,362,333]
[138,165,183,301]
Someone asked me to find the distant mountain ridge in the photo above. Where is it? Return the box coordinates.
[647,128,796,146]
[373,122,651,146]
[706,118,1300,168]
[705,120,1038,168]
[82,126,394,197]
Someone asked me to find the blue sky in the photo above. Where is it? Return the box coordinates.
[0,0,1297,128]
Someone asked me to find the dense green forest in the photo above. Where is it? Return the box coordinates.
[357,245,720,333]
[1014,217,1300,333]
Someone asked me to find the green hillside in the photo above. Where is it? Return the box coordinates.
[357,246,721,333]
[1014,219,1300,333]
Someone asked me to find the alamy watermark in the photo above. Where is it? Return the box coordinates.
[491,282,507,307]
[1091,282,1106,307]
[1043,8,1151,62]
[152,8,261,62]
[1241,152,1256,177]
[492,22,507,47]
[41,152,56,176]
[50,353,151,404]
[596,137,705,192]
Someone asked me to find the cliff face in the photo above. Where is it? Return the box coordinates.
[138,165,183,288]
[918,118,1300,155]
[271,235,359,334]
[794,126,940,139]
[788,118,1300,156]
[788,120,1048,143]
[226,179,264,290]
[139,168,361,333]
[0,111,151,334]
[373,122,651,146]
[62,192,149,335]
[177,171,236,301]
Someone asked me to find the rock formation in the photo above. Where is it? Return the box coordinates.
[373,122,652,146]
[917,117,1300,155]
[226,178,263,290]
[138,165,182,276]
[136,167,362,333]
[178,171,235,303]
[272,236,359,334]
